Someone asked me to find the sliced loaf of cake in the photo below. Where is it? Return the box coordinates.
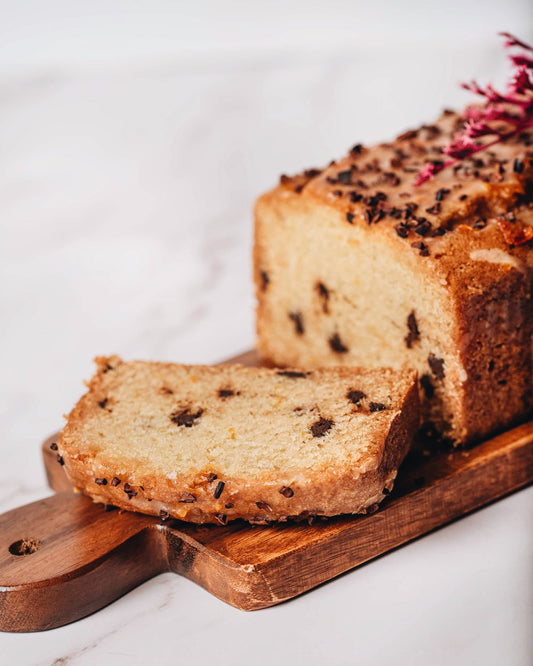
[57,356,419,524]
[254,110,533,446]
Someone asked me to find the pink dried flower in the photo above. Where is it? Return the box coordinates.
[415,33,533,186]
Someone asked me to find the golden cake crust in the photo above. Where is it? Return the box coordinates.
[254,110,533,445]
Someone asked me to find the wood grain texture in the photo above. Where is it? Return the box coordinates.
[0,350,532,632]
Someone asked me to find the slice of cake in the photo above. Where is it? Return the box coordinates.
[56,356,419,524]
[254,110,533,446]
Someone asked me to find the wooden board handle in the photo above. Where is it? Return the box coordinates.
[0,492,168,632]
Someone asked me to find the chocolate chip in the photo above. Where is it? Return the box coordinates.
[57,454,64,465]
[179,492,197,503]
[382,487,391,495]
[260,270,270,291]
[111,477,121,487]
[160,387,174,395]
[98,398,108,409]
[347,389,366,404]
[428,354,445,379]
[329,332,349,353]
[405,311,420,349]
[213,481,225,499]
[350,192,363,203]
[159,510,171,521]
[513,158,524,173]
[369,402,386,412]
[50,442,58,451]
[170,407,204,427]
[350,143,363,154]
[420,374,434,399]
[311,417,334,437]
[225,503,234,509]
[207,473,217,483]
[215,513,227,525]
[459,194,468,200]
[95,478,107,485]
[488,360,495,372]
[346,212,355,224]
[218,388,235,398]
[289,311,304,335]
[316,281,330,313]
[277,370,308,378]
[256,501,271,511]
[280,486,294,498]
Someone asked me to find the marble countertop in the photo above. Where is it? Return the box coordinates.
[1,23,532,665]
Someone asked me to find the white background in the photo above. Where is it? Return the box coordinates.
[1,2,532,664]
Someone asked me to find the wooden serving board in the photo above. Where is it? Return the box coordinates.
[0,351,532,632]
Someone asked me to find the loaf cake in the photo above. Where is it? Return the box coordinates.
[254,110,533,446]
[56,356,419,524]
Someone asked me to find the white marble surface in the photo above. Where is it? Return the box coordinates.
[1,3,532,664]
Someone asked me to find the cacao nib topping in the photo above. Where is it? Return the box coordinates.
[260,270,270,291]
[513,158,524,173]
[123,483,138,498]
[369,402,386,412]
[95,477,107,485]
[179,492,197,503]
[347,389,366,404]
[425,203,441,215]
[218,388,235,398]
[435,188,450,201]
[397,128,419,141]
[280,486,294,498]
[256,501,271,511]
[311,417,334,438]
[414,218,432,236]
[420,374,435,399]
[405,311,420,349]
[428,353,446,379]
[57,454,64,465]
[346,212,355,224]
[111,476,121,487]
[411,241,430,256]
[207,473,217,483]
[337,170,352,184]
[170,407,204,427]
[289,311,305,335]
[215,513,227,525]
[350,192,363,203]
[159,510,171,521]
[329,332,349,354]
[98,398,108,409]
[50,442,58,451]
[277,370,308,378]
[395,223,409,238]
[213,481,225,499]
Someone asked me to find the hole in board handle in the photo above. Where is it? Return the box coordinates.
[9,538,41,556]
